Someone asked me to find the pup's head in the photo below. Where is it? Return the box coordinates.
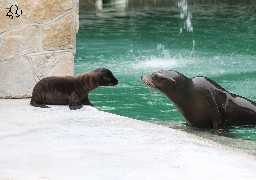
[95,68,118,86]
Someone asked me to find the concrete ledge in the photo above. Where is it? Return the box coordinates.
[0,99,256,179]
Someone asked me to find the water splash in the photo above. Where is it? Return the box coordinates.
[178,0,193,32]
[133,57,179,70]
[132,44,180,70]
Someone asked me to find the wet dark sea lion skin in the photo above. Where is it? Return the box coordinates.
[141,70,256,136]
[30,68,118,110]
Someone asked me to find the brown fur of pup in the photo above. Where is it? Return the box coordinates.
[30,68,118,110]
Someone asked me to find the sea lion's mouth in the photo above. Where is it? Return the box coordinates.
[106,81,118,86]
[141,76,159,91]
[142,80,155,89]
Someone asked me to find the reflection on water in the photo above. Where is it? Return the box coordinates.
[75,1,256,144]
[95,0,128,16]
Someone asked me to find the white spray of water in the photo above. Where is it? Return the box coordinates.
[132,44,189,70]
[133,57,179,70]
[177,0,195,57]
[178,0,193,32]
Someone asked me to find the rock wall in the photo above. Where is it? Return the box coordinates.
[0,0,79,98]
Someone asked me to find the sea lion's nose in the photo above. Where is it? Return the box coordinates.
[141,76,146,81]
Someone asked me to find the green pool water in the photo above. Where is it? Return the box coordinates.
[75,2,256,140]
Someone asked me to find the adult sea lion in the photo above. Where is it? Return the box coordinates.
[141,70,256,136]
[31,68,118,110]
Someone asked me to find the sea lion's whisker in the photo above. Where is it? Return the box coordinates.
[143,80,155,94]
[143,80,157,91]
[142,79,161,95]
[148,81,160,93]
[148,83,156,91]
[147,82,153,89]
[143,81,150,88]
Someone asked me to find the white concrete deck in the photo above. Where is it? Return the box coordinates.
[0,99,256,180]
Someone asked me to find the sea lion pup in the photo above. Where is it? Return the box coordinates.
[30,68,118,110]
[141,70,256,136]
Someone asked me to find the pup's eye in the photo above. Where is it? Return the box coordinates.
[106,78,112,82]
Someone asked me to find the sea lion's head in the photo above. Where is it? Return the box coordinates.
[95,68,118,86]
[141,70,189,95]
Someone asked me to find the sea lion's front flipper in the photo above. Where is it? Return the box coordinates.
[81,96,93,106]
[213,127,230,137]
[30,99,50,108]
[69,92,83,110]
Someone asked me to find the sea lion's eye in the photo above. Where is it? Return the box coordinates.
[156,75,165,81]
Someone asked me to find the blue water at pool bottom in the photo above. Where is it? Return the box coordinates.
[75,3,256,140]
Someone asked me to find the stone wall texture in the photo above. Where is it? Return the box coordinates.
[0,0,79,98]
